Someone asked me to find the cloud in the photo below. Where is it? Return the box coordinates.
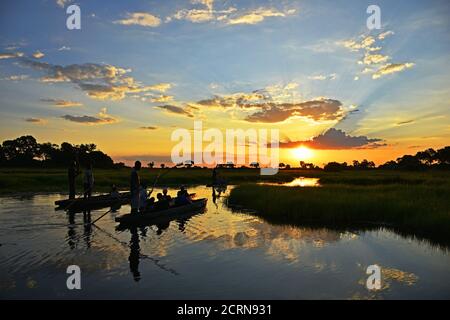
[149,95,174,103]
[166,1,294,26]
[56,0,71,8]
[308,73,337,81]
[61,108,118,125]
[378,31,394,40]
[0,52,24,59]
[40,98,83,107]
[341,31,414,80]
[280,128,384,150]
[0,74,29,81]
[396,119,415,125]
[155,105,194,118]
[18,58,171,101]
[139,126,158,130]
[227,8,292,25]
[32,51,45,59]
[25,118,47,124]
[193,83,343,123]
[340,35,376,51]
[372,63,415,79]
[115,12,161,27]
[58,46,71,51]
[245,99,344,123]
[361,53,390,65]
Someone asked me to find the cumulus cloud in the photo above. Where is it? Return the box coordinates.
[372,63,415,79]
[280,128,384,150]
[245,99,344,123]
[18,58,172,101]
[115,12,161,27]
[155,105,194,118]
[40,98,83,107]
[341,31,414,80]
[25,118,47,124]
[32,51,45,59]
[61,108,118,125]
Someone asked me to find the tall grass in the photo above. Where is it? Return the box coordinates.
[228,183,450,246]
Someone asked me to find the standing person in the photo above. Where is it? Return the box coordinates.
[130,161,142,214]
[68,157,80,199]
[139,181,148,213]
[83,162,94,199]
[212,167,217,185]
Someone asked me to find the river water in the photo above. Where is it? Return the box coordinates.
[0,185,449,299]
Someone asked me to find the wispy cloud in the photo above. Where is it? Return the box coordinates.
[372,63,415,79]
[0,74,29,81]
[139,126,158,130]
[115,12,161,27]
[40,98,83,107]
[25,118,47,125]
[155,105,194,118]
[340,31,414,80]
[0,52,24,59]
[61,108,118,125]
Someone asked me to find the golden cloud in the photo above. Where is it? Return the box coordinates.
[115,12,161,27]
[372,63,415,79]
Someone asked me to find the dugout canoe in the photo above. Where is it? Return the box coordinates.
[115,198,207,225]
[55,192,131,211]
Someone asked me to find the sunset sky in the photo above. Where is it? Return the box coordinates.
[0,0,449,166]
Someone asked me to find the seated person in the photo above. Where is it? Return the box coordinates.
[145,197,155,211]
[154,193,170,210]
[175,189,192,206]
[162,188,172,202]
[110,184,120,199]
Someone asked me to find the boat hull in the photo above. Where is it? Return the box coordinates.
[115,198,207,225]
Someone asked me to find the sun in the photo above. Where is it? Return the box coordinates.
[292,146,314,161]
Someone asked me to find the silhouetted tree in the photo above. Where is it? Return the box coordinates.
[324,162,348,172]
[148,161,155,169]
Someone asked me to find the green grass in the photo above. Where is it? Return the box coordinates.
[1,167,449,194]
[0,167,299,194]
[228,183,450,246]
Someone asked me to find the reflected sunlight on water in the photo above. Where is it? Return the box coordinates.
[258,177,320,187]
[0,185,449,299]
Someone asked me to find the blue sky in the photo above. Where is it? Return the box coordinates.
[0,0,449,165]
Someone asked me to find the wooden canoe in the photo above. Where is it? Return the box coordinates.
[115,198,207,225]
[55,192,131,211]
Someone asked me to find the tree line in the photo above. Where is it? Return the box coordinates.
[0,135,448,171]
[0,135,122,168]
[323,147,450,171]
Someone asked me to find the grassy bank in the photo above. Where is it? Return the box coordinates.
[228,183,450,246]
[1,167,449,194]
[0,167,299,194]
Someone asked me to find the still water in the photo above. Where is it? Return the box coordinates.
[1,185,449,299]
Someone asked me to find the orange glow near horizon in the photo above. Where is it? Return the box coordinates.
[291,146,314,161]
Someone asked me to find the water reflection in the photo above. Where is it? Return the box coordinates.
[0,188,449,299]
[258,177,320,187]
